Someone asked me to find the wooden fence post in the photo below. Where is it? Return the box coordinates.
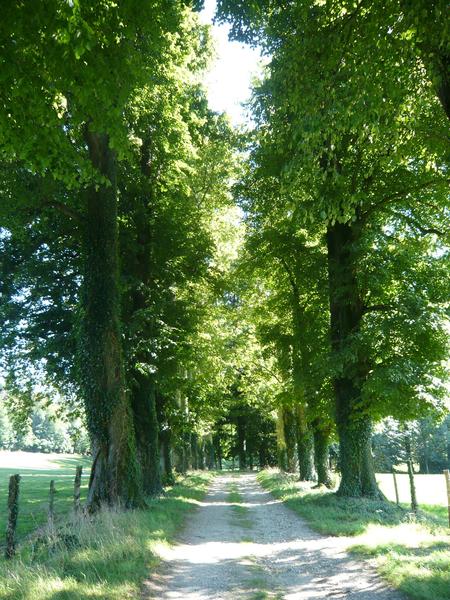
[74,466,83,513]
[392,468,400,505]
[444,469,450,528]
[407,459,418,513]
[48,480,55,525]
[5,474,20,559]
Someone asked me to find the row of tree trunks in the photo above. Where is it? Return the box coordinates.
[81,131,170,509]
[276,407,333,488]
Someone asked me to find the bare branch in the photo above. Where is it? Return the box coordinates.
[41,199,83,224]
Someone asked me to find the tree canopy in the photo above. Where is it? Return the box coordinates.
[0,0,448,507]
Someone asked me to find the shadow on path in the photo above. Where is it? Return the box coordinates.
[144,473,405,600]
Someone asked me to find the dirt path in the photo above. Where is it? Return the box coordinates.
[144,473,404,600]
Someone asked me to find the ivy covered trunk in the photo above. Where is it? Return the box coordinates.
[326,221,381,498]
[127,158,162,497]
[291,299,313,479]
[214,431,223,470]
[131,374,161,496]
[312,422,333,488]
[82,131,143,510]
[198,440,205,470]
[191,433,199,469]
[296,406,315,481]
[283,406,298,473]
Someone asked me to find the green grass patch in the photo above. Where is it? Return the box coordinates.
[0,471,213,599]
[258,469,450,600]
[257,469,408,536]
[227,483,253,529]
[0,452,92,543]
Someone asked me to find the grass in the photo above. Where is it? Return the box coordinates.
[376,472,449,508]
[227,482,253,529]
[258,469,450,600]
[242,556,283,600]
[0,470,213,599]
[0,451,92,543]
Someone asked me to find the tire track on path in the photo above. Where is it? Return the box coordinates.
[144,473,405,600]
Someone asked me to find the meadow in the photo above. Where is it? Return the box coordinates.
[0,451,213,600]
[0,451,91,543]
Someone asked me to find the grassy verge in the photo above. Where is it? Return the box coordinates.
[257,469,450,600]
[0,471,213,600]
[0,452,92,541]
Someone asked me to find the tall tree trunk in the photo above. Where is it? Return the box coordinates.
[191,433,199,470]
[276,408,287,471]
[198,439,205,470]
[446,416,450,467]
[126,147,162,496]
[313,422,333,488]
[296,406,315,481]
[283,406,298,473]
[214,431,223,470]
[237,415,247,470]
[131,374,161,496]
[160,428,174,485]
[326,221,382,498]
[82,130,143,510]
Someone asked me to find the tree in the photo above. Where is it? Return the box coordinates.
[0,1,219,508]
[217,0,449,497]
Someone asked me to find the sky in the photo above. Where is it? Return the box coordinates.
[199,0,262,126]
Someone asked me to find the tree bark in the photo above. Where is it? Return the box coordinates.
[126,155,162,497]
[81,130,143,510]
[214,431,223,470]
[276,407,287,470]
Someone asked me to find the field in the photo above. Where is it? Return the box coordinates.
[0,468,213,600]
[376,471,449,523]
[0,451,91,543]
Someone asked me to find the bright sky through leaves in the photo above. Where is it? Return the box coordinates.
[200,0,261,125]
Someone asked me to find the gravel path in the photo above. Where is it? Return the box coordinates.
[144,473,404,600]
